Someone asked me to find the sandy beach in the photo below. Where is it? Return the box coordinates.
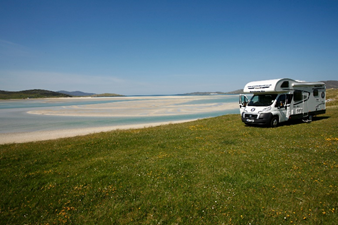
[0,95,238,144]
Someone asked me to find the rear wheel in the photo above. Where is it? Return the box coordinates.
[302,114,313,123]
[270,116,279,127]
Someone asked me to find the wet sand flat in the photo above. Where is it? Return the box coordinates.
[27,96,238,117]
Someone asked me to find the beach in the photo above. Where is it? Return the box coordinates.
[0,95,238,144]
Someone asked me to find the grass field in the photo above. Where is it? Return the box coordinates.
[1,89,337,224]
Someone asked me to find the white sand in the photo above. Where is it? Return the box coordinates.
[0,120,195,144]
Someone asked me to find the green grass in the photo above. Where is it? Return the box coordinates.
[0,89,70,99]
[1,90,337,224]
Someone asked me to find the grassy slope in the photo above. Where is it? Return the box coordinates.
[0,90,337,224]
[0,89,71,99]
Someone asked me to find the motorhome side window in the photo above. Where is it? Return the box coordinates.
[313,89,319,97]
[294,90,303,102]
[275,94,286,107]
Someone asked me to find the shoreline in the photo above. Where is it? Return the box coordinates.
[0,119,196,145]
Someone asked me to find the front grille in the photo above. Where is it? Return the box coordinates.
[244,114,258,119]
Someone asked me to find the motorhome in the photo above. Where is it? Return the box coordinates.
[239,78,326,127]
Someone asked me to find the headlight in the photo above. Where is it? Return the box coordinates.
[263,106,271,112]
[258,113,266,119]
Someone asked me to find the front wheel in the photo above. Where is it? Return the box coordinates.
[270,116,279,127]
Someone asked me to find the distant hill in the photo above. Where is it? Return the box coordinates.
[57,90,96,96]
[0,89,71,99]
[321,80,338,89]
[224,89,243,94]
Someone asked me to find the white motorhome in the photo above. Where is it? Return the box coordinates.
[239,78,326,127]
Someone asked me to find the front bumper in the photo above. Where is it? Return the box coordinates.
[241,113,273,126]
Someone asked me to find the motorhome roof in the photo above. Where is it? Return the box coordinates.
[292,82,325,87]
[243,78,294,93]
[243,78,325,93]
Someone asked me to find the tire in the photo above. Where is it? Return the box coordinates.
[303,114,313,123]
[270,116,279,128]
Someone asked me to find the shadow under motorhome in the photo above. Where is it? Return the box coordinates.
[239,78,326,127]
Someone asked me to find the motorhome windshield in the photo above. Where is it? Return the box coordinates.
[248,94,278,107]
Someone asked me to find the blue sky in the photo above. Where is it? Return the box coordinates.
[0,0,337,95]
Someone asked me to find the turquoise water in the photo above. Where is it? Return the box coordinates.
[0,98,136,109]
[0,95,239,134]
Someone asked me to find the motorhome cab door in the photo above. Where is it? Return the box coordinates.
[292,90,309,115]
[275,94,292,122]
[239,94,248,114]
